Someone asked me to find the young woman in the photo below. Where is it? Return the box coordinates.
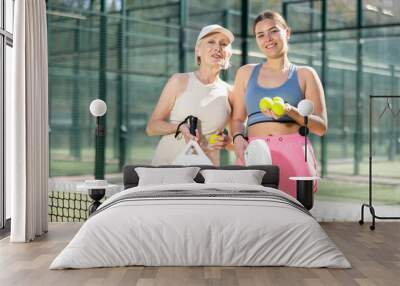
[231,10,327,198]
[146,25,234,166]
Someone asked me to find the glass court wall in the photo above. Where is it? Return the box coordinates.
[47,0,247,177]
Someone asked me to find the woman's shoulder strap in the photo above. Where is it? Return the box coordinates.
[246,63,262,87]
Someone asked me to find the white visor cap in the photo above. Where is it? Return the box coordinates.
[196,24,234,47]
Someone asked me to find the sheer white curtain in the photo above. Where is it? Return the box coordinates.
[7,0,48,242]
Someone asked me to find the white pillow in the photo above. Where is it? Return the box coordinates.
[135,167,200,186]
[200,169,266,185]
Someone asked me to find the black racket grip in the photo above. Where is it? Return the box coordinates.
[189,116,198,136]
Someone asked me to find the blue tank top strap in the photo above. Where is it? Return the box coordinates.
[288,63,299,82]
[288,63,295,78]
[247,63,263,90]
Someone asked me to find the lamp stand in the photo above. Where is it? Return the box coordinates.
[298,117,309,162]
[304,116,308,162]
[88,188,106,215]
[95,116,106,179]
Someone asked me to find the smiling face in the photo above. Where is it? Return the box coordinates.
[196,32,232,69]
[254,18,290,59]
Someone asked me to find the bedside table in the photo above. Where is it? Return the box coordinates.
[289,176,320,210]
[77,180,119,215]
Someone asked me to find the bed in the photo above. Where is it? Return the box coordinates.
[50,165,350,269]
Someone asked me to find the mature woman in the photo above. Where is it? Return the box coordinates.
[146,24,234,166]
[231,10,327,198]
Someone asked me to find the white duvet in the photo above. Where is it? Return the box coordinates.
[50,183,351,269]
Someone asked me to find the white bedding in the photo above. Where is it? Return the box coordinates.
[50,183,351,269]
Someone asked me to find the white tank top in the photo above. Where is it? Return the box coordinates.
[152,72,231,166]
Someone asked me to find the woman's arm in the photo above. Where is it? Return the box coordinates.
[146,74,188,136]
[231,66,251,135]
[211,87,235,151]
[230,65,253,162]
[223,90,236,151]
[285,66,328,136]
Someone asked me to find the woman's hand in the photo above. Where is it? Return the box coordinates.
[261,108,280,120]
[233,135,248,163]
[179,124,200,143]
[209,133,232,150]
[261,103,299,120]
[283,103,300,118]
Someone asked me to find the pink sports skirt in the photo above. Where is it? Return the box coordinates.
[236,133,319,198]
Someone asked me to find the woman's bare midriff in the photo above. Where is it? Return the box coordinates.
[248,122,301,136]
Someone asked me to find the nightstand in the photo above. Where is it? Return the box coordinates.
[289,176,320,210]
[77,180,119,215]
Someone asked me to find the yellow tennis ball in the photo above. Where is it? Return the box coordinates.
[259,97,273,111]
[271,102,286,117]
[209,134,222,145]
[272,96,285,105]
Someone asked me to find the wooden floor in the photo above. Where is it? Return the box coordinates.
[0,222,399,286]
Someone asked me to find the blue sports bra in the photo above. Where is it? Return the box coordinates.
[246,63,304,127]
